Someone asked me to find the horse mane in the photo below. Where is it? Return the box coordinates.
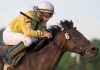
[47,25,61,37]
[60,20,74,29]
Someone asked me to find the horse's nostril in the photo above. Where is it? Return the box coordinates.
[91,47,96,51]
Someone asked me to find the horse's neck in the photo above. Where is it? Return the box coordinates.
[16,39,64,70]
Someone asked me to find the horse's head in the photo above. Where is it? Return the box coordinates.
[57,20,98,57]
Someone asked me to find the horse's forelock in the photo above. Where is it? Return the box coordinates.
[60,20,74,29]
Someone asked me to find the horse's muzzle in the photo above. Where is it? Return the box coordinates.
[84,47,99,57]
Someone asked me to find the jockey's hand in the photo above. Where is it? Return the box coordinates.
[42,32,52,38]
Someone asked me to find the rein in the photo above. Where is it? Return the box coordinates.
[53,30,66,50]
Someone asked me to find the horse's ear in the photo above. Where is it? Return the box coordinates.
[70,20,74,28]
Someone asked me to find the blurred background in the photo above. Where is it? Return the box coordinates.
[0,0,100,70]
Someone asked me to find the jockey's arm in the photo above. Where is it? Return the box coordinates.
[21,22,47,38]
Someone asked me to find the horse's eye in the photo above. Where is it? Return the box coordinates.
[65,32,70,40]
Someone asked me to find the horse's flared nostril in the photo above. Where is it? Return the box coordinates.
[90,47,99,56]
[91,47,96,51]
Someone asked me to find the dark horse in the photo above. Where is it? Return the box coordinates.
[0,20,98,70]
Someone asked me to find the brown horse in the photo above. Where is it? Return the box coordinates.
[0,20,98,70]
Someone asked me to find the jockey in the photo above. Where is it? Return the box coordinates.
[2,1,54,69]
